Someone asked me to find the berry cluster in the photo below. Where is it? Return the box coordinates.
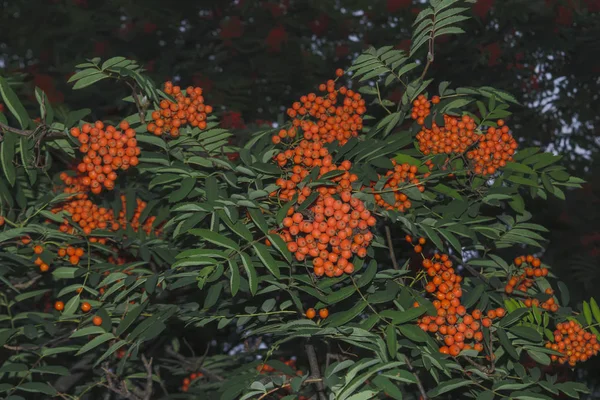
[256,359,309,400]
[31,244,85,272]
[51,189,158,239]
[270,72,375,278]
[411,94,436,125]
[70,121,140,193]
[274,69,365,146]
[505,255,558,312]
[547,320,600,366]
[417,253,505,355]
[305,307,329,320]
[412,95,518,176]
[370,161,426,211]
[147,81,213,138]
[180,371,204,393]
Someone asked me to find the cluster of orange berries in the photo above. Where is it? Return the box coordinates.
[505,255,558,312]
[405,235,427,253]
[547,320,600,366]
[305,307,329,320]
[280,193,375,277]
[412,95,518,176]
[147,81,213,138]
[50,191,157,238]
[273,69,365,147]
[273,147,357,202]
[270,71,376,278]
[53,299,92,313]
[370,161,426,211]
[411,94,436,125]
[69,121,140,193]
[417,253,505,355]
[31,244,85,272]
[256,359,309,400]
[179,371,204,392]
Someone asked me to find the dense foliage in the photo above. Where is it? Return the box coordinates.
[1,1,600,399]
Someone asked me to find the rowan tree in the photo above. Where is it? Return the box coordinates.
[1,1,599,399]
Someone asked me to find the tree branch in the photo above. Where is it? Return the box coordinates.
[404,355,428,400]
[304,342,327,400]
[385,225,400,270]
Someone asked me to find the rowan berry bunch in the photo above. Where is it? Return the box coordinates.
[412,95,518,176]
[305,307,329,320]
[270,71,376,278]
[417,253,505,355]
[279,193,375,277]
[369,160,426,212]
[180,371,204,393]
[255,359,309,399]
[147,81,213,138]
[547,320,600,367]
[272,69,365,147]
[505,255,558,312]
[69,120,140,193]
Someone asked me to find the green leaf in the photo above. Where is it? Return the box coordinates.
[94,340,128,366]
[267,233,292,263]
[1,131,16,186]
[72,73,109,89]
[583,301,593,325]
[70,326,106,338]
[427,379,473,397]
[509,326,542,342]
[17,382,57,396]
[252,243,280,278]
[398,324,429,342]
[228,259,240,296]
[498,308,529,328]
[527,350,550,366]
[189,229,240,251]
[590,298,600,324]
[372,375,402,400]
[75,332,114,355]
[116,303,147,336]
[247,208,268,234]
[326,301,368,328]
[241,252,258,295]
[385,325,397,357]
[497,327,519,359]
[431,184,462,200]
[30,366,70,376]
[0,76,30,129]
[62,294,81,317]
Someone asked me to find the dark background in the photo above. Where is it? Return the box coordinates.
[2,0,600,392]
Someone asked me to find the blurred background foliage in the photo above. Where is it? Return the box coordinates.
[1,0,599,333]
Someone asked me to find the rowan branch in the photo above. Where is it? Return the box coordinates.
[404,355,428,400]
[304,342,327,400]
[385,225,400,270]
[164,346,225,382]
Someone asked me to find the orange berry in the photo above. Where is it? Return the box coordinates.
[54,301,64,311]
[306,308,316,319]
[92,316,103,326]
[81,302,91,312]
[319,308,329,319]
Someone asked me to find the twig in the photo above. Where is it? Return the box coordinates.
[256,378,323,400]
[0,120,33,137]
[304,342,327,400]
[141,354,154,400]
[385,226,400,270]
[12,275,43,290]
[164,346,225,381]
[125,81,146,124]
[420,15,436,80]
[404,355,428,400]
